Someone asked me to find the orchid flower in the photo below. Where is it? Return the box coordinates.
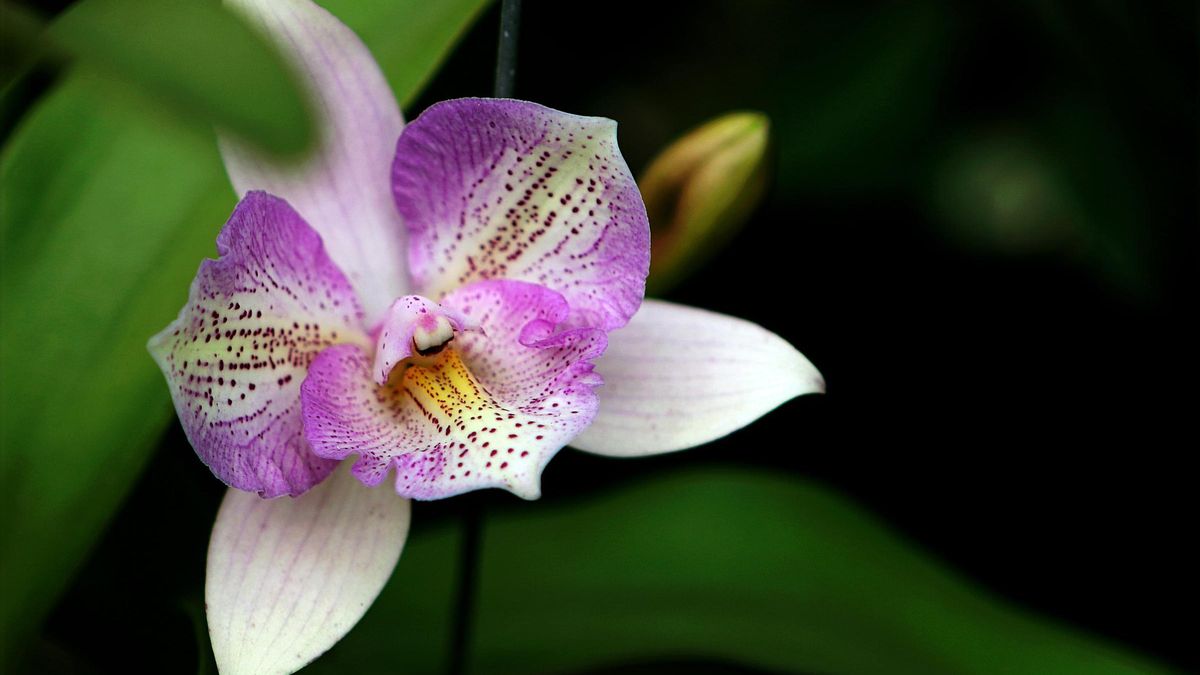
[147,0,823,672]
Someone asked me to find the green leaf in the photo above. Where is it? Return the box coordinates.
[321,0,493,109]
[0,71,232,669]
[469,469,1167,673]
[0,0,489,667]
[303,468,1168,674]
[46,0,315,156]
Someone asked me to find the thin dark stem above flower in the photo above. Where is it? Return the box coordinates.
[493,0,521,98]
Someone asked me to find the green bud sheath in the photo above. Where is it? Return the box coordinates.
[640,112,770,294]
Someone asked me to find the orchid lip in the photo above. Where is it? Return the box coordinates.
[302,280,609,501]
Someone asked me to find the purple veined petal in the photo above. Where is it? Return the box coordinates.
[207,463,410,675]
[371,295,479,386]
[393,98,650,332]
[220,0,408,325]
[148,191,369,497]
[302,280,606,500]
[570,300,824,457]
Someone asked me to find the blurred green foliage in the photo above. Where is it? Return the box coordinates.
[321,0,492,109]
[767,2,948,194]
[308,468,1168,674]
[928,102,1156,298]
[48,0,316,156]
[0,3,45,90]
[0,69,232,669]
[570,0,1184,301]
[0,0,490,668]
[932,131,1080,255]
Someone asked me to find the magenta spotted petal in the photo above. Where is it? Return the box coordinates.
[149,191,369,497]
[301,280,606,499]
[393,98,650,331]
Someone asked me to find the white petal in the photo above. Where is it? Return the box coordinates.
[220,0,408,325]
[206,464,410,675]
[571,300,824,457]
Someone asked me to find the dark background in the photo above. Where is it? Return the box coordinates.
[421,0,1198,666]
[22,0,1196,672]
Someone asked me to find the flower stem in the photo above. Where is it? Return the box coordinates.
[448,7,523,673]
[493,0,521,98]
[447,502,483,675]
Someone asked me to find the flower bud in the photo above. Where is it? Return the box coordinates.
[640,112,770,293]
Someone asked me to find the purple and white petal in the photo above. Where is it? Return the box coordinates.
[148,191,368,497]
[393,98,650,331]
[570,300,823,457]
[302,281,606,500]
[371,295,478,385]
[207,464,410,675]
[220,0,408,325]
